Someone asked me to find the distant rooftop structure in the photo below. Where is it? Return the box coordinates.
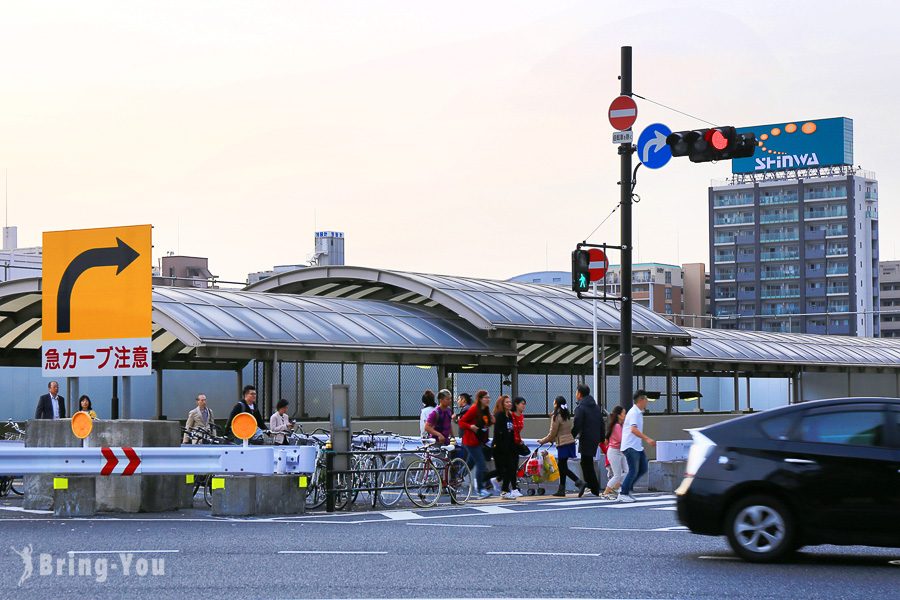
[0,226,42,283]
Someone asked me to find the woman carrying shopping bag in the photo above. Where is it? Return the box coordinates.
[537,396,584,497]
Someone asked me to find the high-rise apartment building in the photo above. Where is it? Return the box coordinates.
[709,117,879,336]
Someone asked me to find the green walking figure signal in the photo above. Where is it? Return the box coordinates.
[571,249,591,292]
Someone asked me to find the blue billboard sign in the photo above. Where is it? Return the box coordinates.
[731,117,853,174]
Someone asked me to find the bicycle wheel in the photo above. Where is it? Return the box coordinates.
[203,477,213,508]
[446,458,473,505]
[0,477,10,497]
[404,459,442,508]
[305,466,328,510]
[378,456,405,507]
[354,453,384,509]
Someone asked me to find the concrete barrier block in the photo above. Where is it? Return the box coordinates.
[53,476,96,517]
[178,475,198,509]
[23,475,55,510]
[211,475,257,516]
[648,460,686,493]
[255,475,306,515]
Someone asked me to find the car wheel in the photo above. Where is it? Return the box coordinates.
[725,494,796,563]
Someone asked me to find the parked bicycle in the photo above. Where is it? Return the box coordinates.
[1,420,26,496]
[183,424,234,507]
[379,433,419,508]
[403,439,472,508]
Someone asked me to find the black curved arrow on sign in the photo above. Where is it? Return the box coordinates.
[56,237,140,334]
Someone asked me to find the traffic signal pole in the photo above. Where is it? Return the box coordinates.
[619,45,634,411]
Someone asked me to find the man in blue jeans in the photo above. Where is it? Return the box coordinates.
[618,390,656,503]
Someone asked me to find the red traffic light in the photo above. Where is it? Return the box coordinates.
[706,129,729,151]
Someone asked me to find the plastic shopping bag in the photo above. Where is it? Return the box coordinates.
[542,452,560,482]
[525,455,541,477]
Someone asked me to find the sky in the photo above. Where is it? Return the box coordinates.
[2,0,899,283]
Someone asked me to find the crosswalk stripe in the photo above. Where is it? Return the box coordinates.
[540,494,674,507]
[605,500,676,509]
[472,505,516,514]
[383,511,423,520]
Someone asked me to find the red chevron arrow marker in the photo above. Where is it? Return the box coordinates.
[100,447,118,476]
[122,447,140,476]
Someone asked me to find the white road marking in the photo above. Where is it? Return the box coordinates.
[0,505,53,514]
[488,551,604,557]
[383,510,424,520]
[278,550,387,555]
[698,555,741,561]
[570,526,686,533]
[407,523,491,528]
[541,494,675,507]
[605,500,677,509]
[67,550,180,555]
[650,506,678,511]
[472,505,515,514]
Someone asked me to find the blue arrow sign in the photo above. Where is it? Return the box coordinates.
[637,123,672,169]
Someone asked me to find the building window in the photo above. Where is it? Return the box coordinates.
[665,288,672,300]
[665,271,672,284]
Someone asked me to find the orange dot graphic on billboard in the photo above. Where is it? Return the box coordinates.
[802,122,817,134]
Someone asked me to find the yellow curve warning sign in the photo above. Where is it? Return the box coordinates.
[42,224,152,377]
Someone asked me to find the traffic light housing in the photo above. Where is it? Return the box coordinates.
[666,127,756,163]
[571,249,590,292]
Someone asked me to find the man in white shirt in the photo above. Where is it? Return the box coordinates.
[618,390,656,503]
[35,381,66,420]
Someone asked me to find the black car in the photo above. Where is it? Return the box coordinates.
[676,397,900,562]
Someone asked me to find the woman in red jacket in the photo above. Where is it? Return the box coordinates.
[458,389,494,498]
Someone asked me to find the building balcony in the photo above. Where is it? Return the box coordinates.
[759,195,799,206]
[737,289,756,301]
[736,232,756,245]
[760,214,799,224]
[805,210,848,221]
[826,268,849,276]
[761,291,801,299]
[806,287,827,298]
[805,267,825,279]
[760,253,800,262]
[826,250,849,258]
[737,271,756,282]
[827,322,851,335]
[713,196,755,208]
[736,253,756,264]
[805,230,826,241]
[806,323,827,334]
[714,217,754,227]
[806,247,825,260]
[804,191,847,201]
[714,255,736,264]
[760,233,799,243]
[761,273,800,280]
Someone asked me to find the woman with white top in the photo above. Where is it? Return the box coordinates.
[269,399,293,445]
[419,390,436,438]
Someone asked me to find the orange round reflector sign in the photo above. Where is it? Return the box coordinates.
[71,411,93,439]
[230,412,257,441]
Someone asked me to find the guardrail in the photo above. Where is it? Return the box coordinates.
[0,445,317,476]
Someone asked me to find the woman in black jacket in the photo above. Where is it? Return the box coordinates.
[492,395,519,499]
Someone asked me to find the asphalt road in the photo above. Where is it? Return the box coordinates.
[0,492,896,599]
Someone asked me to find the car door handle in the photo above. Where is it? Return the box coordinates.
[784,458,817,465]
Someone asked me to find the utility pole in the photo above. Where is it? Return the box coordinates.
[619,46,635,411]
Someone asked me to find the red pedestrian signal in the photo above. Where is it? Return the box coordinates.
[666,127,756,163]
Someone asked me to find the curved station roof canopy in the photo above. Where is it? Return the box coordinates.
[2,266,900,375]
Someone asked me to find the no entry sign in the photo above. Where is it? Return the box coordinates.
[608,95,637,131]
[588,248,608,282]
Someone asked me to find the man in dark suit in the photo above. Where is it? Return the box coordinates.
[226,385,264,442]
[35,381,66,420]
[571,383,604,497]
